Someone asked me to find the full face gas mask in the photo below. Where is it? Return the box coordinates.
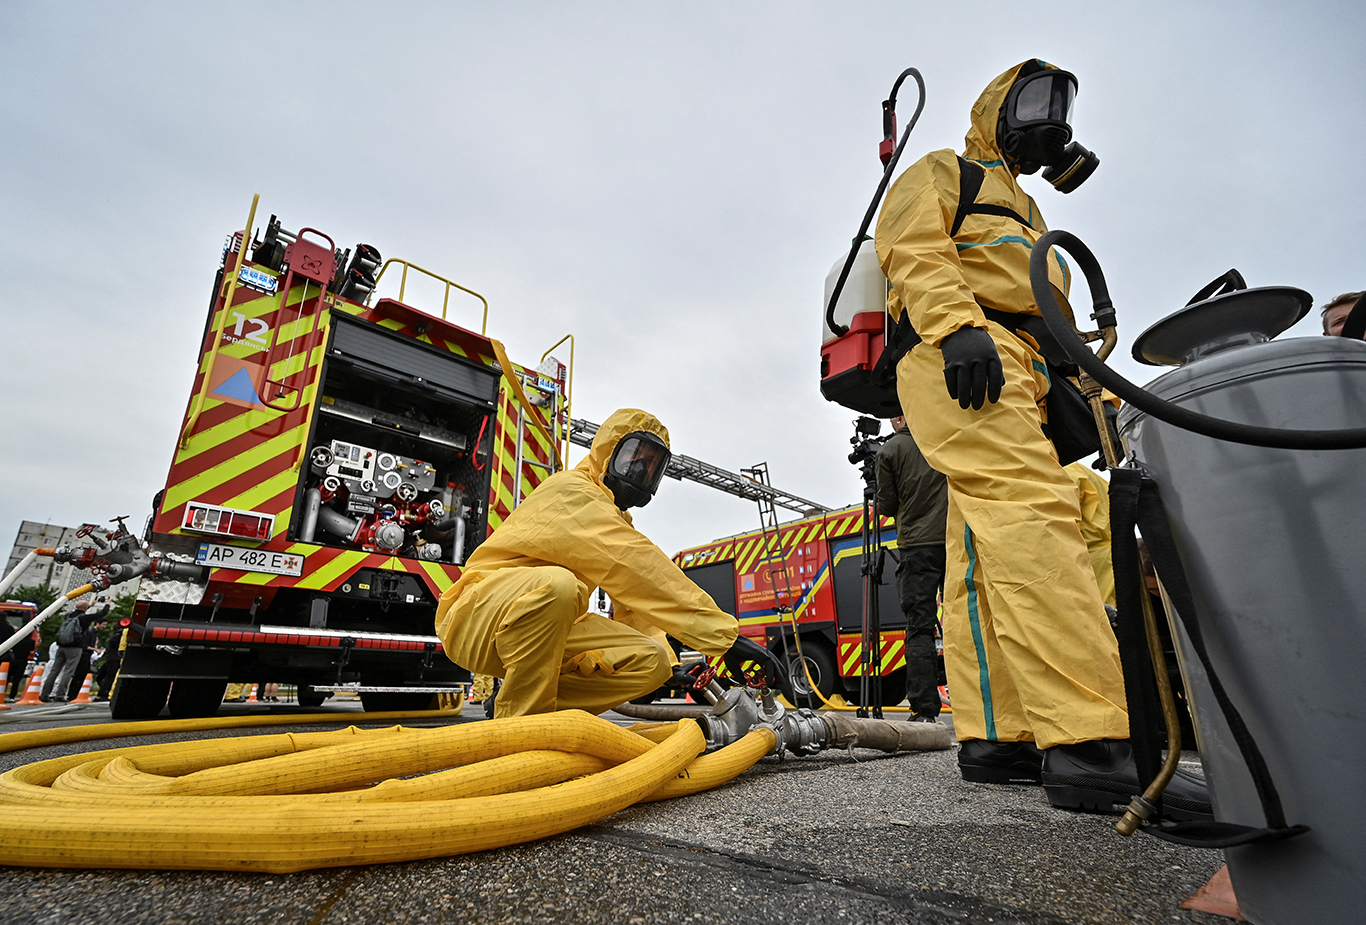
[996,65,1099,193]
[603,431,671,510]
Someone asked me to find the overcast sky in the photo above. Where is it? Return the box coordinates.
[3,1,1363,564]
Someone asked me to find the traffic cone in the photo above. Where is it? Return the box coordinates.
[72,673,94,703]
[0,665,10,710]
[246,683,260,703]
[16,664,45,705]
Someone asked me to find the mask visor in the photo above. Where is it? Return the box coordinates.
[1011,71,1076,126]
[607,432,671,499]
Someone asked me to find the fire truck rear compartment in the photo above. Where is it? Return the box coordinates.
[293,311,501,565]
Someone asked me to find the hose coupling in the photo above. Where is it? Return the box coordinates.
[1116,795,1157,837]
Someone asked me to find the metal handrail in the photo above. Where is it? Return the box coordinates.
[371,258,490,333]
[181,194,259,449]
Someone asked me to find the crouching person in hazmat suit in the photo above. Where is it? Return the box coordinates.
[435,408,782,718]
[874,60,1210,817]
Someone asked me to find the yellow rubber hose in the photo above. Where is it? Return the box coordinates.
[0,710,771,873]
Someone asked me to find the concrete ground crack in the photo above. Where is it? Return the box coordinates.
[304,868,362,925]
[582,827,1069,924]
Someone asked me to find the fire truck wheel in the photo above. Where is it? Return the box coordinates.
[167,679,229,719]
[784,639,839,706]
[360,691,438,712]
[297,686,331,708]
[108,677,172,720]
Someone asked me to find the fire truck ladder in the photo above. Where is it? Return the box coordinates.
[567,420,831,516]
[741,463,812,709]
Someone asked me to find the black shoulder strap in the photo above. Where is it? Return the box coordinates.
[951,156,1033,237]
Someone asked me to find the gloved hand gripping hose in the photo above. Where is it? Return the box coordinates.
[1028,230,1366,450]
[825,68,926,337]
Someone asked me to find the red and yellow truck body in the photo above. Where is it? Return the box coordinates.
[119,207,565,718]
[674,504,941,705]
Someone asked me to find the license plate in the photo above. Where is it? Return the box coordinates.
[196,543,305,577]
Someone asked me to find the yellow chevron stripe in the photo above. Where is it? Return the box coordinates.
[165,421,310,511]
[378,318,404,332]
[294,550,370,591]
[207,285,318,360]
[222,469,300,519]
[417,559,458,593]
[265,338,322,382]
[176,400,288,465]
[219,567,277,587]
[840,643,861,675]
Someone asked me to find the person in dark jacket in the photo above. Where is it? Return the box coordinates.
[42,598,109,702]
[92,618,130,702]
[66,609,109,701]
[1,612,37,701]
[875,414,949,722]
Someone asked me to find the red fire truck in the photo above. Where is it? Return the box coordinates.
[673,502,942,706]
[115,198,568,719]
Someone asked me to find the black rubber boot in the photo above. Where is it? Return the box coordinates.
[1042,739,1213,821]
[957,739,1044,784]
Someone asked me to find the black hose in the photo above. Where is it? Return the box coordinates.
[1028,230,1366,450]
[825,68,926,337]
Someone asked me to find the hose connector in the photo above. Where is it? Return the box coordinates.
[1117,795,1157,837]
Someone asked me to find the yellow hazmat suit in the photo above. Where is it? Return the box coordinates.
[874,61,1127,749]
[435,408,739,718]
[1067,461,1116,608]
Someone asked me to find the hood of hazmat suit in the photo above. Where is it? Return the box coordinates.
[875,59,1076,350]
[436,408,739,658]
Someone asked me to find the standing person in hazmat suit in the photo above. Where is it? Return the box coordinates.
[435,408,783,718]
[874,60,1209,817]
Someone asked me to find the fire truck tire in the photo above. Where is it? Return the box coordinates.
[108,677,172,720]
[785,639,839,704]
[297,686,331,708]
[360,691,438,713]
[167,679,229,719]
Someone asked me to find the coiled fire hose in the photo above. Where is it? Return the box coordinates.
[0,710,773,873]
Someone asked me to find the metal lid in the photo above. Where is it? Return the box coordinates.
[1131,286,1312,366]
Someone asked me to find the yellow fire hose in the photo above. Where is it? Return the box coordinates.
[0,710,774,873]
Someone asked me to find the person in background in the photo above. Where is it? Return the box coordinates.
[92,618,130,702]
[42,598,108,702]
[65,612,108,701]
[875,413,948,723]
[1321,291,1362,338]
[1,611,37,701]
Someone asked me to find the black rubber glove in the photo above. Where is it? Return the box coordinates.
[722,635,788,690]
[670,663,701,691]
[940,325,1004,410]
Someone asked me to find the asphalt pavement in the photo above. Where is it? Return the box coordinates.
[0,699,1232,925]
